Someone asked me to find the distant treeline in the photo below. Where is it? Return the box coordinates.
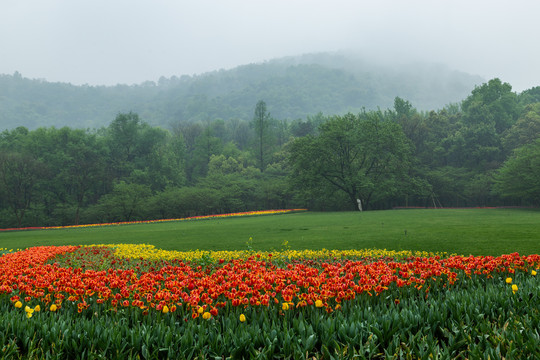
[0,53,483,130]
[1,78,539,228]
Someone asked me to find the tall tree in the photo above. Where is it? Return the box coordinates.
[288,112,415,210]
[252,100,271,171]
[107,112,142,179]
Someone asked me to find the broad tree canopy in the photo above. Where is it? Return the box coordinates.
[288,112,416,210]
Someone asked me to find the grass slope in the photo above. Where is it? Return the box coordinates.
[1,209,539,256]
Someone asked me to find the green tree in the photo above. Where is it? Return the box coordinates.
[518,86,540,106]
[502,103,540,153]
[107,112,142,178]
[420,108,461,167]
[0,152,46,227]
[227,118,252,150]
[200,154,261,212]
[290,119,315,137]
[260,149,295,209]
[288,112,415,210]
[461,78,520,134]
[493,139,540,205]
[173,122,203,183]
[106,112,176,190]
[443,79,521,172]
[96,181,152,222]
[424,166,471,207]
[188,126,223,182]
[54,128,106,225]
[252,100,272,171]
[148,186,220,218]
[391,98,428,154]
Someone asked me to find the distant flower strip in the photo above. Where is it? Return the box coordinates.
[0,209,307,232]
[2,246,538,318]
[105,244,449,262]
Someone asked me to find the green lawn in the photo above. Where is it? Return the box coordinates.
[1,209,539,256]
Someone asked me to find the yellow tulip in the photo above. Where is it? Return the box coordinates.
[315,300,323,308]
[505,277,512,284]
[198,306,204,314]
[532,270,537,276]
[239,314,246,322]
[162,305,169,314]
[25,306,34,314]
[512,284,518,293]
[202,311,211,320]
[50,304,57,312]
[14,301,22,308]
[34,305,41,312]
[26,312,33,319]
[282,303,289,311]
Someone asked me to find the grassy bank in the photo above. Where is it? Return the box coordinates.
[1,208,539,255]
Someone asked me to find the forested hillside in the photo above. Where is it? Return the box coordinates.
[0,53,483,130]
[1,76,540,228]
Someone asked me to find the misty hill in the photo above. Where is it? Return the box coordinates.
[0,53,485,130]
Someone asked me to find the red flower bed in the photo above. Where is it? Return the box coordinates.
[1,246,539,318]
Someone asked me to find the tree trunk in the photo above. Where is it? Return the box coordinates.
[349,194,361,211]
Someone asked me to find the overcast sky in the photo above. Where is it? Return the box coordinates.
[1,0,539,91]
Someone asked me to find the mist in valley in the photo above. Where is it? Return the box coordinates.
[1,0,538,91]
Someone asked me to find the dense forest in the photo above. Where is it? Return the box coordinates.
[0,53,483,130]
[1,75,540,228]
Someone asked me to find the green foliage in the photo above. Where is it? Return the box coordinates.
[461,78,520,133]
[450,79,521,171]
[0,151,47,227]
[187,126,223,182]
[289,111,417,210]
[94,181,152,222]
[252,100,273,171]
[1,73,540,227]
[503,102,540,154]
[146,186,221,220]
[493,139,540,205]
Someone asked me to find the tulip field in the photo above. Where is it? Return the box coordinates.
[1,209,540,359]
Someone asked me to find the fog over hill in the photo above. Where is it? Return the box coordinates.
[1,53,485,130]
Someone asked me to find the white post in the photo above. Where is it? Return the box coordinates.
[356,199,362,212]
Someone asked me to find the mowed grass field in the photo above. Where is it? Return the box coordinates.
[1,208,539,256]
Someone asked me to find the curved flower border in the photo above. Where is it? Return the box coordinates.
[0,209,307,232]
